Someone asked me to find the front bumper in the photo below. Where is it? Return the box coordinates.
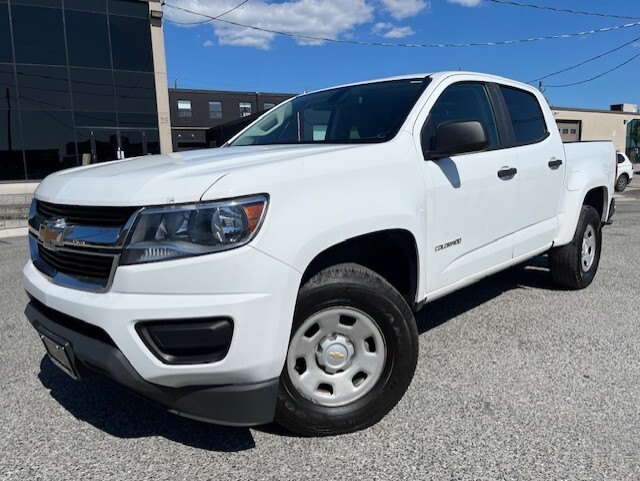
[26,299,278,426]
[23,244,301,389]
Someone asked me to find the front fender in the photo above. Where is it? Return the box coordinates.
[202,134,428,298]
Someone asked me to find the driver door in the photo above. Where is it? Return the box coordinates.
[419,82,519,294]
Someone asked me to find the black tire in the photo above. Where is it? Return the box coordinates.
[275,263,419,436]
[615,174,628,192]
[549,205,602,289]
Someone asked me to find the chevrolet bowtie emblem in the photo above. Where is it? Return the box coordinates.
[39,218,72,249]
[328,351,345,360]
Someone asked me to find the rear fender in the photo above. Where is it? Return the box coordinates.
[554,182,609,246]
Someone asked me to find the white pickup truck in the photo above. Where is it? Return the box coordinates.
[24,72,616,436]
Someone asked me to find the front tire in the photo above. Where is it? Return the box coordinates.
[549,205,602,289]
[275,263,419,436]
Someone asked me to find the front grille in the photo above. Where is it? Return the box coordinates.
[36,200,139,227]
[38,245,116,284]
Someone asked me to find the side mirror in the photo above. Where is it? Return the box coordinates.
[424,120,490,160]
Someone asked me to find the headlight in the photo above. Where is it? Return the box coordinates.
[121,195,268,265]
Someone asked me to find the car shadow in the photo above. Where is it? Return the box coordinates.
[416,255,558,334]
[37,359,257,452]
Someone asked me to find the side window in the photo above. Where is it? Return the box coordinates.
[239,101,252,117]
[499,86,548,145]
[209,101,223,119]
[177,100,192,118]
[617,154,625,164]
[423,82,500,152]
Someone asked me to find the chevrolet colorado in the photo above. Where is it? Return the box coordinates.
[24,72,616,436]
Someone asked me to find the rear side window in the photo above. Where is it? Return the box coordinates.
[499,86,548,145]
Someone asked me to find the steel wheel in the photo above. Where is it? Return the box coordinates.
[549,205,602,290]
[276,263,419,436]
[581,224,596,272]
[287,307,387,407]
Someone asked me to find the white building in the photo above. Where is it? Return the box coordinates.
[553,104,640,163]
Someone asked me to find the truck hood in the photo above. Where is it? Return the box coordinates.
[35,144,362,206]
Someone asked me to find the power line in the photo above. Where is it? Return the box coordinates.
[546,51,640,88]
[528,36,640,83]
[486,0,640,21]
[163,2,640,48]
[160,0,250,25]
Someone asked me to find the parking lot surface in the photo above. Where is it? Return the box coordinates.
[1,186,639,480]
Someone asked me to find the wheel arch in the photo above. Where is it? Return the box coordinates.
[300,229,420,309]
[583,186,606,221]
[554,184,610,246]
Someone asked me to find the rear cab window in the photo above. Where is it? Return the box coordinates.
[499,86,548,146]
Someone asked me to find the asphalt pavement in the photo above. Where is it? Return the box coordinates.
[1,188,639,480]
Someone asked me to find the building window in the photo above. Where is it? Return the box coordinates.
[570,129,577,134]
[65,10,111,69]
[178,100,192,118]
[209,101,223,119]
[109,15,154,72]
[264,102,276,111]
[239,101,252,117]
[562,129,569,134]
[12,6,66,65]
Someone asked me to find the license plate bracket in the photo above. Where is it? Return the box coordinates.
[39,330,80,380]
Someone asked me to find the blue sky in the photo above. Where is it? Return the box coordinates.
[162,0,640,110]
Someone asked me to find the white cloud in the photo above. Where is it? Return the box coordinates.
[372,22,393,32]
[202,39,214,47]
[447,0,482,6]
[372,22,415,39]
[381,0,430,20]
[164,0,374,50]
[383,26,415,38]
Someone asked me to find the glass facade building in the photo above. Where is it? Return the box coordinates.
[0,0,162,182]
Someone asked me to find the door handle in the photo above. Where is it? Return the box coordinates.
[497,167,517,179]
[548,158,563,169]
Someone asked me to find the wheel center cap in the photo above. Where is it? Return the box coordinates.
[325,343,349,367]
[316,334,355,374]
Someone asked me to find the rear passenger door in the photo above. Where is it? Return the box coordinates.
[418,81,520,293]
[496,85,565,258]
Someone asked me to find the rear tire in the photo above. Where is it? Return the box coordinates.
[615,174,628,192]
[549,205,602,289]
[275,263,418,436]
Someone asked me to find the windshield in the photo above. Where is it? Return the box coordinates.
[229,78,430,146]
